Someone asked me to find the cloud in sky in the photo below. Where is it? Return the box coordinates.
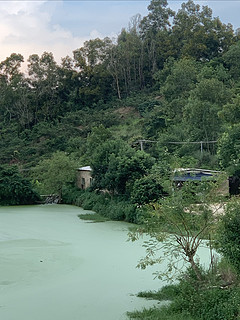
[0,0,239,68]
[0,1,88,66]
[0,0,148,66]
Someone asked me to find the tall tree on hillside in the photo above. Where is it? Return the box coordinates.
[172,0,234,60]
[223,41,240,81]
[183,78,231,143]
[140,0,175,74]
[140,0,174,35]
[27,52,62,122]
[59,55,83,112]
[73,38,114,105]
[156,58,199,121]
[0,53,33,129]
[115,27,145,95]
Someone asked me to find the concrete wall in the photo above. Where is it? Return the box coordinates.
[76,170,92,190]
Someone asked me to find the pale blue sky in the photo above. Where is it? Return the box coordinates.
[0,1,239,65]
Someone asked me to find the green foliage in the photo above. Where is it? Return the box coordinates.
[223,41,240,80]
[131,174,164,205]
[129,264,240,320]
[217,124,240,175]
[217,198,240,274]
[90,139,155,195]
[172,0,234,61]
[171,278,240,320]
[62,185,144,223]
[0,165,39,205]
[33,151,77,198]
[0,1,238,212]
[137,284,179,301]
[129,181,224,281]
[183,78,231,141]
[78,213,110,222]
[219,95,240,125]
[160,58,198,102]
[128,306,198,320]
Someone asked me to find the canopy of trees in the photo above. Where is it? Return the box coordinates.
[0,165,39,205]
[0,0,240,199]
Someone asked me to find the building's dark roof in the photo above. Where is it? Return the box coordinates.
[173,168,222,182]
[173,172,213,182]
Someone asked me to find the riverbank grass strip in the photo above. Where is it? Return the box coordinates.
[78,213,110,223]
[127,306,197,320]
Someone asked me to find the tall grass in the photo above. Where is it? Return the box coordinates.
[62,185,144,223]
[127,266,240,320]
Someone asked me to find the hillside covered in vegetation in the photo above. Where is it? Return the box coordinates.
[1,0,240,204]
[2,2,240,319]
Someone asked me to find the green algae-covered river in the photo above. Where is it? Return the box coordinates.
[0,205,211,320]
[0,204,165,320]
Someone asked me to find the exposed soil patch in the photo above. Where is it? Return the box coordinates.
[114,106,140,119]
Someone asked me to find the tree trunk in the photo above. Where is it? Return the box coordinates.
[188,254,202,281]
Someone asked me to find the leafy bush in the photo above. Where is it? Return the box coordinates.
[131,175,164,205]
[217,198,240,274]
[172,282,240,320]
[128,267,240,320]
[62,186,141,223]
[0,165,40,205]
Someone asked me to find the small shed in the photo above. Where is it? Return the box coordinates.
[173,168,229,196]
[77,166,92,190]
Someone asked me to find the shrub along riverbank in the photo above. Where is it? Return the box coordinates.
[127,265,240,320]
[61,185,145,224]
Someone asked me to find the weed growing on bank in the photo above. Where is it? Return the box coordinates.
[127,265,240,320]
[61,185,146,223]
[78,213,110,222]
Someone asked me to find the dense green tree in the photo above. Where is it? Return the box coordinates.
[0,165,39,205]
[142,106,166,139]
[129,181,223,281]
[106,149,155,195]
[172,0,234,60]
[73,38,114,105]
[27,52,63,122]
[217,199,240,274]
[130,174,164,205]
[217,124,240,176]
[140,0,174,35]
[90,139,154,195]
[33,151,77,200]
[0,53,24,84]
[140,0,175,73]
[219,94,240,125]
[223,41,240,80]
[0,53,32,129]
[158,58,198,121]
[183,78,231,142]
[90,139,125,191]
[161,58,198,101]
[86,125,112,155]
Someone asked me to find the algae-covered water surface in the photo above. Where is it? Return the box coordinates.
[0,204,165,320]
